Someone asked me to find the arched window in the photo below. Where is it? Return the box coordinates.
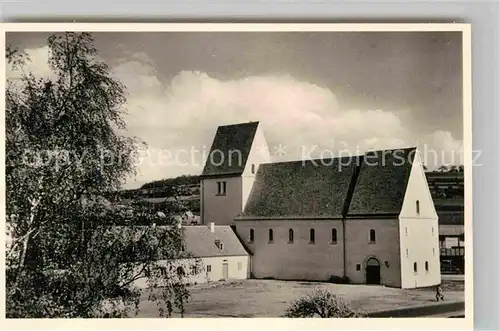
[425,261,429,272]
[309,229,315,243]
[251,164,256,174]
[249,229,254,243]
[331,228,337,244]
[416,200,420,215]
[288,229,294,243]
[268,229,274,242]
[413,262,418,273]
[369,229,376,243]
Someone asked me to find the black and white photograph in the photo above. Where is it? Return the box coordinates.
[2,24,472,325]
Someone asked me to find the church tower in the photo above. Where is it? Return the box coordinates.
[200,121,271,225]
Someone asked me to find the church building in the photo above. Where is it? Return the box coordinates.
[199,121,441,289]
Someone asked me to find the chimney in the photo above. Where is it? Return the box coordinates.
[209,222,215,233]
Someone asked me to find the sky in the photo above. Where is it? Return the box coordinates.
[6,31,464,189]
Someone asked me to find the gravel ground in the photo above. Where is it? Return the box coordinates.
[136,278,464,318]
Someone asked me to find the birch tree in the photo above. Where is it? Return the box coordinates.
[5,32,200,318]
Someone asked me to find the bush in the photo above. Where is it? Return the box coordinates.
[328,275,350,284]
[283,289,364,318]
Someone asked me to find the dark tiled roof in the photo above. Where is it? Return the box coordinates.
[201,122,259,178]
[242,157,359,218]
[347,148,416,216]
[437,211,464,225]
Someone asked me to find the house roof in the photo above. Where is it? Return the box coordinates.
[347,148,416,216]
[437,211,464,225]
[182,225,250,257]
[439,224,464,237]
[200,122,259,178]
[103,225,249,259]
[242,157,358,218]
[241,147,417,219]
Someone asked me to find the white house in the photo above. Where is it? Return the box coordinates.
[199,121,441,289]
[132,223,251,289]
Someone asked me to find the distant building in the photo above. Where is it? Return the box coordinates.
[426,172,465,273]
[172,210,201,225]
[200,122,441,289]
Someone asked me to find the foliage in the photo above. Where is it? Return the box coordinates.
[140,175,200,190]
[283,289,364,318]
[436,165,464,173]
[327,275,350,284]
[5,32,200,318]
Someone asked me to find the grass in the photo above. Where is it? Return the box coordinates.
[135,278,464,318]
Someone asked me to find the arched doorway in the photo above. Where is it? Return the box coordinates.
[366,257,381,285]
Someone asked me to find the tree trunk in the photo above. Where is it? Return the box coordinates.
[19,233,30,268]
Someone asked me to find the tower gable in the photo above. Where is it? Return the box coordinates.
[399,149,438,220]
[200,122,259,178]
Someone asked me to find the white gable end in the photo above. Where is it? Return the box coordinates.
[398,149,440,289]
[399,149,438,220]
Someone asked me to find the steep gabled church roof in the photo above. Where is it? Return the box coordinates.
[347,148,416,216]
[242,157,359,219]
[241,147,417,219]
[200,122,259,178]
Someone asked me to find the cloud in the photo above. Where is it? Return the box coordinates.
[6,47,465,188]
[418,130,464,168]
[116,56,463,188]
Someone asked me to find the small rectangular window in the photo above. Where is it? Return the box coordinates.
[405,227,407,236]
[217,181,227,195]
[237,261,242,270]
[356,264,361,271]
[207,265,211,272]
